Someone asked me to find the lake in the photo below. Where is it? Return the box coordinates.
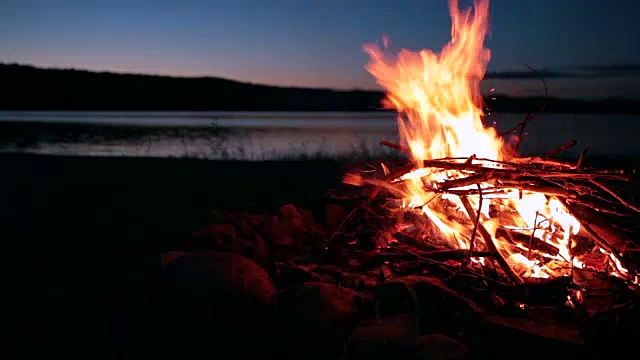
[1,111,639,161]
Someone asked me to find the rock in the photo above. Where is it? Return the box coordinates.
[262,215,301,247]
[345,317,470,359]
[190,222,268,260]
[201,223,237,241]
[160,250,275,304]
[159,250,188,266]
[190,205,325,259]
[279,203,327,236]
[471,315,584,358]
[276,282,371,356]
[249,233,269,258]
[272,264,315,288]
[345,314,418,356]
[278,282,366,323]
[325,203,347,228]
[583,300,640,357]
[237,214,263,239]
[189,223,237,249]
[158,251,275,351]
[375,276,478,334]
[279,203,315,229]
[416,334,470,360]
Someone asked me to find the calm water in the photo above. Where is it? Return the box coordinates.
[1,111,639,160]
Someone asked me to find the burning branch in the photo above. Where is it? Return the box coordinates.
[459,194,523,284]
[539,140,578,158]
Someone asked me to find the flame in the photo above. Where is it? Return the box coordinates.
[364,0,508,250]
[364,0,506,163]
[362,0,631,282]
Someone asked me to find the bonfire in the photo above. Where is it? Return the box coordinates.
[342,0,639,294]
[163,1,640,355]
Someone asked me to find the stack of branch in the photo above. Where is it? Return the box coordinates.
[339,140,640,287]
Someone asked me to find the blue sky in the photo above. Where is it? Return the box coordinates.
[1,0,639,98]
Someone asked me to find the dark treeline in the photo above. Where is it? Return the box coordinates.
[2,63,639,113]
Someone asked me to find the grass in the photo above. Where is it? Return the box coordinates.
[0,120,403,161]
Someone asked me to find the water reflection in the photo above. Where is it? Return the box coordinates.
[0,111,638,160]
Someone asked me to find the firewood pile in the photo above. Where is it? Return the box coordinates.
[340,140,640,284]
[337,140,640,290]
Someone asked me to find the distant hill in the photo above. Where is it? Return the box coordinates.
[1,63,639,113]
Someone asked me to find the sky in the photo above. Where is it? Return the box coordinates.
[1,0,639,98]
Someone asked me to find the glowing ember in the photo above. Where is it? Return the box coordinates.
[360,0,631,282]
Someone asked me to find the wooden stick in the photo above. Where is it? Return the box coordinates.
[496,182,573,197]
[528,212,539,259]
[444,184,571,198]
[437,173,491,190]
[590,179,640,214]
[565,198,634,216]
[539,139,577,158]
[557,197,628,273]
[421,159,514,174]
[390,156,629,181]
[380,141,409,152]
[575,144,589,171]
[459,196,522,284]
[385,163,415,181]
[494,226,559,257]
[466,184,483,265]
[464,154,477,165]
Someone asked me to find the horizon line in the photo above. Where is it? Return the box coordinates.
[2,62,639,101]
[0,62,380,93]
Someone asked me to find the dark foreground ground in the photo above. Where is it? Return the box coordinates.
[3,153,348,356]
[3,153,639,358]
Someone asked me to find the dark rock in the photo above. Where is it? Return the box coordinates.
[157,251,275,351]
[262,215,301,247]
[471,315,584,358]
[160,250,275,304]
[279,203,314,226]
[276,282,371,356]
[583,300,640,357]
[345,316,470,359]
[345,314,418,356]
[237,214,263,238]
[198,223,237,242]
[249,233,269,258]
[278,282,366,323]
[190,222,269,260]
[272,264,315,288]
[416,334,470,360]
[159,250,188,266]
[278,203,327,235]
[325,203,347,228]
[375,276,478,334]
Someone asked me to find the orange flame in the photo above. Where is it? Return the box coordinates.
[364,0,508,245]
[362,0,630,281]
[364,0,506,163]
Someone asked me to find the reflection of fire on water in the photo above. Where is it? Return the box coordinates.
[345,0,635,284]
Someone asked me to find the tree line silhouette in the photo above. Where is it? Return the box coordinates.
[1,63,638,113]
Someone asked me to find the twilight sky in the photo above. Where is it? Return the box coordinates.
[1,0,639,98]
